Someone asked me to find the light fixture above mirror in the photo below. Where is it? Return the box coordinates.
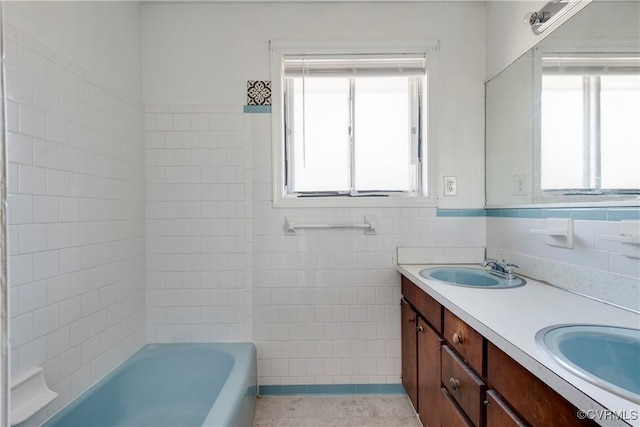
[526,0,586,35]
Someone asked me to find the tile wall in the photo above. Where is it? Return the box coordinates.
[144,105,252,343]
[249,114,486,386]
[487,215,639,310]
[144,109,487,387]
[5,24,145,423]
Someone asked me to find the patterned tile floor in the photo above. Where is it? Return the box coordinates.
[253,395,422,427]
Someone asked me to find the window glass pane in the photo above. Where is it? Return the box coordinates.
[289,77,350,192]
[600,74,640,189]
[353,77,414,192]
[541,75,585,189]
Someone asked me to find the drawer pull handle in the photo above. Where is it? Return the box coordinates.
[449,378,460,391]
[453,332,463,345]
[417,326,424,333]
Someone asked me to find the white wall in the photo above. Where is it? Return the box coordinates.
[4,2,145,424]
[143,1,487,209]
[142,1,488,386]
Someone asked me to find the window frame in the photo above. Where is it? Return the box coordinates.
[532,44,640,204]
[270,39,438,208]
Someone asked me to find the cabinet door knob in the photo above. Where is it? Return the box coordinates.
[452,332,463,345]
[417,326,424,333]
[449,378,460,391]
[408,316,416,323]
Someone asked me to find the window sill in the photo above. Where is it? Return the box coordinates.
[272,194,436,209]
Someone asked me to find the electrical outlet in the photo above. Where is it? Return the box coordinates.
[513,175,527,196]
[444,176,457,196]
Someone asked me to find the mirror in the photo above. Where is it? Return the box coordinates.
[486,1,640,207]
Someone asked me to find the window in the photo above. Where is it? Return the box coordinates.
[537,51,640,196]
[271,41,437,207]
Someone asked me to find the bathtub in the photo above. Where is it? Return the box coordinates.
[41,343,256,427]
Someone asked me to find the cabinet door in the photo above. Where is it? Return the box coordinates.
[440,388,474,427]
[402,276,442,331]
[417,317,444,427]
[487,342,599,427]
[401,299,418,411]
[485,390,527,427]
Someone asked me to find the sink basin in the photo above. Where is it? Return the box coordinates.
[537,324,640,403]
[418,267,525,288]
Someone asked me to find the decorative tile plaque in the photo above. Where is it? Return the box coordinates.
[247,80,272,106]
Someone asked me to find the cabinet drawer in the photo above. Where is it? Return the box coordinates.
[440,388,474,427]
[487,342,598,427]
[485,390,527,427]
[442,345,486,427]
[402,276,442,332]
[444,309,484,374]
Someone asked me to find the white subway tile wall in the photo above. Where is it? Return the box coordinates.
[144,105,253,343]
[487,217,640,310]
[249,114,486,386]
[5,23,145,423]
[144,109,487,387]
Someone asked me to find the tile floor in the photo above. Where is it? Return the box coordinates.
[253,395,422,427]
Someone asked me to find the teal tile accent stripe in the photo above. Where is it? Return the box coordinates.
[259,384,406,396]
[482,207,640,221]
[243,105,271,114]
[437,209,486,217]
[437,207,639,220]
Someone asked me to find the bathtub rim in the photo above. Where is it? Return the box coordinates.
[202,342,257,427]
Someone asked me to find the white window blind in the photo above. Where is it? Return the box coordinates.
[282,53,427,77]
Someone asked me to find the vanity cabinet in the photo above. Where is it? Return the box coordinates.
[487,343,598,427]
[401,277,444,427]
[485,390,528,426]
[442,345,486,426]
[440,387,474,427]
[401,274,600,427]
[444,309,485,375]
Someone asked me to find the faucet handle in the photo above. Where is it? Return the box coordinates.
[504,262,519,280]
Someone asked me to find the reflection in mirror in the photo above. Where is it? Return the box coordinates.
[486,1,640,207]
[538,51,640,194]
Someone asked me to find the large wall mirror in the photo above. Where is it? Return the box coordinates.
[485,1,640,207]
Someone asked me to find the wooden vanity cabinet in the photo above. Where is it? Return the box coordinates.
[487,343,599,427]
[485,390,527,427]
[401,277,444,427]
[440,388,474,427]
[442,345,486,427]
[444,309,485,375]
[417,317,444,427]
[401,274,605,427]
[401,299,419,409]
[402,276,442,331]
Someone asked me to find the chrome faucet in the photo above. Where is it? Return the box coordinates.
[482,258,519,280]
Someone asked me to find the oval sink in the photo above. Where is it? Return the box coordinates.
[419,267,525,288]
[537,325,640,403]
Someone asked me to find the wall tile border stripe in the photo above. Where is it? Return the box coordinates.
[440,207,640,221]
[243,105,272,114]
[259,384,406,396]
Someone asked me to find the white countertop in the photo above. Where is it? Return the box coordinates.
[397,263,640,427]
